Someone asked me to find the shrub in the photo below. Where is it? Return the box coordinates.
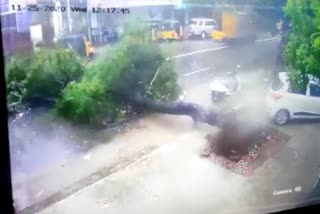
[55,79,116,125]
[5,48,84,109]
[5,57,30,106]
[24,48,84,101]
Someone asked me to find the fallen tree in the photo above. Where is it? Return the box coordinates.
[114,91,224,126]
[53,17,271,158]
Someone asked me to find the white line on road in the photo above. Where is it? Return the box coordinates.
[256,37,280,42]
[165,37,279,61]
[166,45,229,60]
[183,67,211,77]
[98,38,279,62]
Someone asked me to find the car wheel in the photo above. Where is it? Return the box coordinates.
[201,31,207,39]
[274,109,290,125]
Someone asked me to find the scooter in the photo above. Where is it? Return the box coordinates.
[210,65,241,102]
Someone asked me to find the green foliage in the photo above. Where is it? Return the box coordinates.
[24,48,84,100]
[55,79,117,125]
[55,43,131,124]
[146,60,181,103]
[5,57,30,105]
[283,0,320,92]
[56,18,180,125]
[5,48,84,108]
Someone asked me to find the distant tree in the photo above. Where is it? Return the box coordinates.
[5,48,84,112]
[283,0,320,93]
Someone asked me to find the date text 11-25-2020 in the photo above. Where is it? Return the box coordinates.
[11,4,130,14]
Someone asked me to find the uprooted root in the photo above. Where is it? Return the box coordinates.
[203,119,271,161]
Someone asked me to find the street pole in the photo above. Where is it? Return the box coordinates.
[66,0,72,33]
[87,0,92,42]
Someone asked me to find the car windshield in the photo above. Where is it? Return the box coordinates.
[3,1,320,214]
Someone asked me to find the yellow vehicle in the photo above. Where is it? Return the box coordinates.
[156,19,183,41]
[212,12,256,44]
[56,34,94,58]
[146,19,161,42]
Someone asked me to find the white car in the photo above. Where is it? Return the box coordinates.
[187,18,217,39]
[267,72,320,125]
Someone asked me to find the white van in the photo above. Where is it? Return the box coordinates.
[187,18,217,39]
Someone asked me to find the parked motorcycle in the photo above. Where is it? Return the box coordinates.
[210,65,241,102]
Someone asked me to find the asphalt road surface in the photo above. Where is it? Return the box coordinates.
[172,38,280,89]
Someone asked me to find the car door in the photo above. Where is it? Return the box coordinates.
[305,83,320,118]
[204,20,215,34]
[198,20,204,34]
[279,86,313,119]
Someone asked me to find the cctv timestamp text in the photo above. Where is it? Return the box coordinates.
[11,4,130,14]
[92,7,130,14]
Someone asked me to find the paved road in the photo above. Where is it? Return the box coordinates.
[16,38,320,214]
[172,38,280,90]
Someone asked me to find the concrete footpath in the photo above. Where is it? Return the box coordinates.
[38,129,254,214]
[15,114,197,212]
[37,124,313,214]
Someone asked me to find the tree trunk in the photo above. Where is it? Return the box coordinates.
[124,93,228,127]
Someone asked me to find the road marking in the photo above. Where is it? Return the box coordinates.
[165,37,278,61]
[256,37,280,42]
[183,67,211,77]
[166,45,229,60]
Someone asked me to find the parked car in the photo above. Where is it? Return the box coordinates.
[187,18,217,39]
[267,72,320,125]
